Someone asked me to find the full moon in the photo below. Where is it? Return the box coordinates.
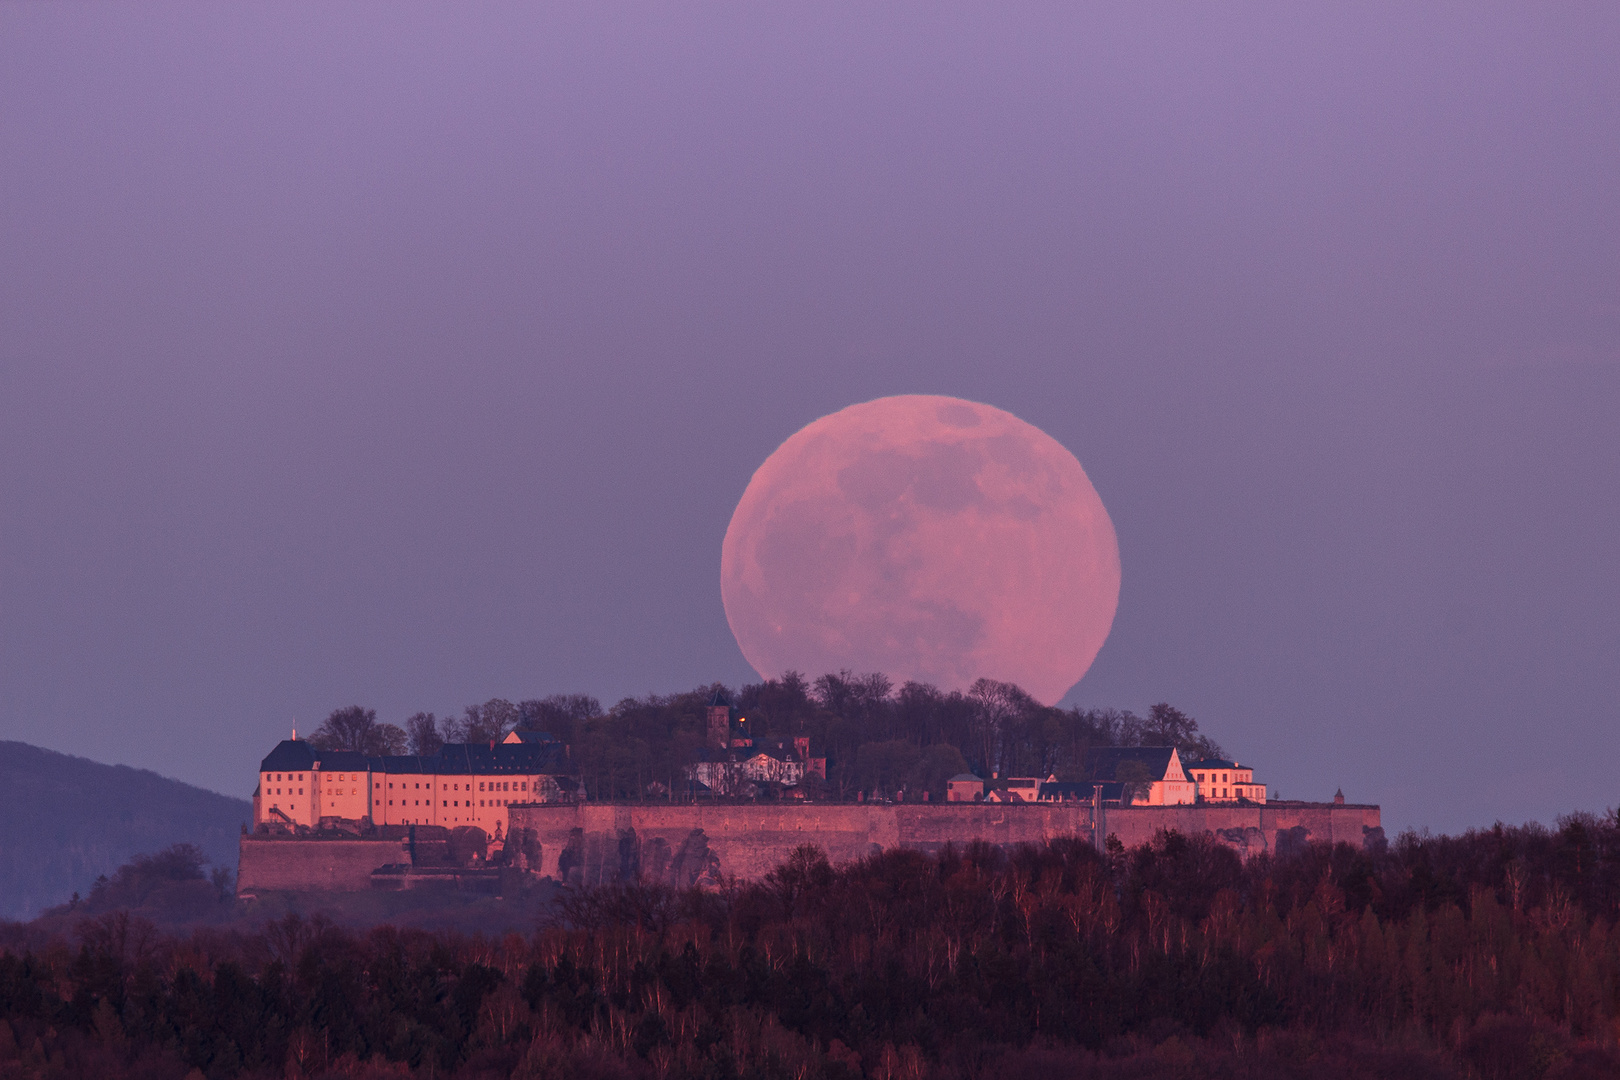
[721,395,1120,705]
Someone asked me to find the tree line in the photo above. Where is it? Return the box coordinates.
[7,812,1620,1078]
[305,672,1226,802]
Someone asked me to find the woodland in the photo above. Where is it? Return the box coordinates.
[308,672,1229,802]
[4,814,1620,1078]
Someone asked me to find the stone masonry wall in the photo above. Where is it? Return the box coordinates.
[237,836,409,894]
[509,801,1382,888]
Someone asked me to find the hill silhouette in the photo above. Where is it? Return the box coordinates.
[0,741,249,919]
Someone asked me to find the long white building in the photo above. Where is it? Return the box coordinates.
[254,730,579,837]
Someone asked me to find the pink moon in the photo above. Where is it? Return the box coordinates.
[720,395,1120,705]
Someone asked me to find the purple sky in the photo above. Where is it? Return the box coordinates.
[1,3,1616,833]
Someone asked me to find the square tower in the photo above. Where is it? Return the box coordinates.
[707,688,732,749]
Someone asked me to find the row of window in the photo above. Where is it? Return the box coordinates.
[1193,772,1247,783]
[379,780,530,792]
[264,773,528,793]
[263,793,523,808]
[266,775,533,794]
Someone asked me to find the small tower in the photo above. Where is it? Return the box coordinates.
[1334,788,1346,805]
[707,688,732,749]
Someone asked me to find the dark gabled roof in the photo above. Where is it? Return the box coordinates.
[1187,759,1239,771]
[367,741,573,776]
[1085,747,1176,783]
[375,755,437,774]
[261,736,573,777]
[506,730,554,744]
[259,740,316,772]
[309,749,371,772]
[948,773,984,783]
[435,741,571,775]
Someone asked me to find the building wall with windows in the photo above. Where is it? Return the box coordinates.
[253,736,578,838]
[1186,759,1267,803]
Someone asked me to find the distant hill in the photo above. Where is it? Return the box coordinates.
[0,741,250,920]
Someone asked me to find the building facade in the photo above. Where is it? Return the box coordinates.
[254,730,578,837]
[1185,758,1266,803]
[686,690,826,797]
[1083,747,1197,806]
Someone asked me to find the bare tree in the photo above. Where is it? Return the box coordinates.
[310,706,378,753]
[309,706,407,756]
[812,670,893,721]
[1144,703,1224,761]
[405,712,444,756]
[450,698,519,745]
[518,694,601,732]
[967,679,1038,777]
[373,723,408,755]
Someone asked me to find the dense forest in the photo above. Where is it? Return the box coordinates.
[309,672,1229,802]
[6,813,1620,1078]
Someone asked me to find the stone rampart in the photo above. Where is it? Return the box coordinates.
[1101,802,1381,860]
[237,836,409,894]
[509,801,1381,887]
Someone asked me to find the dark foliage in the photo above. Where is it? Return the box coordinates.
[426,671,1223,802]
[309,706,407,757]
[6,812,1620,1078]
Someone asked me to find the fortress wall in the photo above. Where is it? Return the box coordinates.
[238,836,409,893]
[1102,803,1382,860]
[891,804,1095,855]
[509,802,1381,887]
[235,803,1386,894]
[511,804,900,886]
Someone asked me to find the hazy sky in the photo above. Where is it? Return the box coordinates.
[2,3,1616,833]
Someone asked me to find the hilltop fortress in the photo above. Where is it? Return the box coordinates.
[238,717,1382,894]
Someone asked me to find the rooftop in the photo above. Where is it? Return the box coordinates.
[1085,746,1177,782]
[259,738,572,776]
